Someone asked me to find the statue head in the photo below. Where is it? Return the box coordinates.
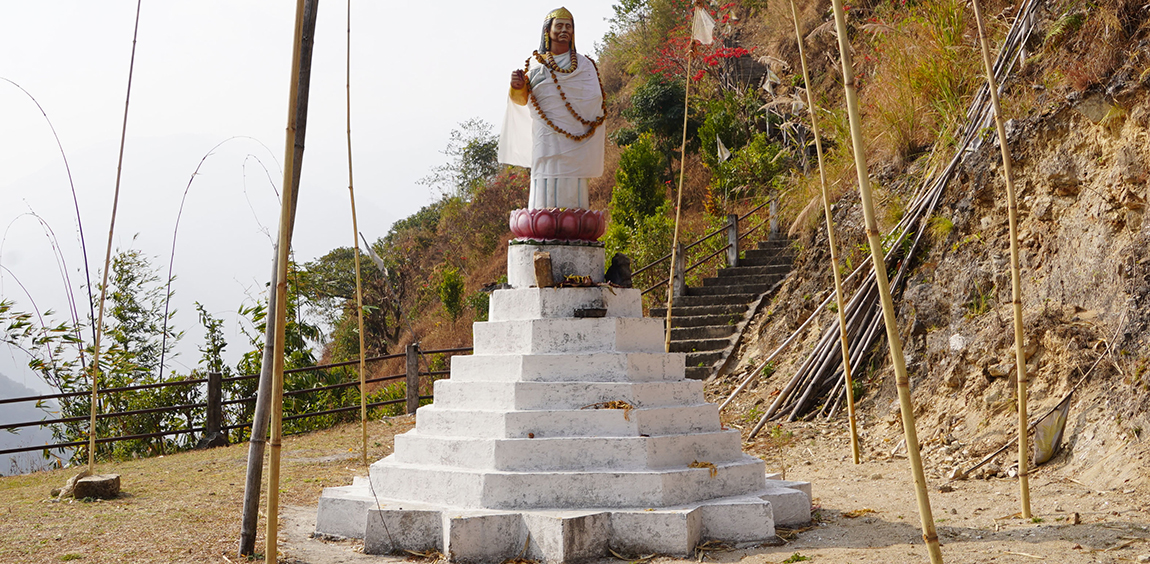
[539,7,576,54]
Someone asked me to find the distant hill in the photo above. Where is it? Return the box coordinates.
[0,372,67,476]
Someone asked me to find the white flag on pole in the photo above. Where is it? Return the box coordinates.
[692,5,715,45]
[717,135,731,162]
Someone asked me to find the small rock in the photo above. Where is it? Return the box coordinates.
[870,473,883,480]
[73,474,121,500]
[988,363,1012,378]
[1072,512,1081,525]
[939,484,954,493]
[948,467,967,480]
[950,508,958,515]
[1135,554,1150,563]
[1007,467,1019,478]
[949,334,967,352]
[49,488,61,498]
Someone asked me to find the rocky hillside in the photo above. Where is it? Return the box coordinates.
[718,75,1150,490]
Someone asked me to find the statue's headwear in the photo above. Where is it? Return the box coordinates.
[540,7,576,54]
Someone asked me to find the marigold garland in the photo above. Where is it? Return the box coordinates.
[522,51,607,142]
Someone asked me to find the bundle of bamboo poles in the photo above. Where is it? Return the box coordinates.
[739,0,1041,435]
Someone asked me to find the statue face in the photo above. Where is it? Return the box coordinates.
[549,18,573,48]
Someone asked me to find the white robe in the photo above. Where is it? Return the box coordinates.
[498,51,606,210]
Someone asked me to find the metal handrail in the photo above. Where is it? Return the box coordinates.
[634,200,774,296]
[630,200,769,278]
[1,346,467,407]
[0,346,472,456]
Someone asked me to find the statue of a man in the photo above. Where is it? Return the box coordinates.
[498,7,606,213]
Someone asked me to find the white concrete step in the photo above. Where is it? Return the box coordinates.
[450,352,686,383]
[347,493,774,561]
[489,287,642,321]
[473,317,664,355]
[413,403,721,439]
[431,380,705,411]
[391,430,745,472]
[315,478,812,551]
[368,455,768,509]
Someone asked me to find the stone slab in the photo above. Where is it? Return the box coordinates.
[369,456,767,509]
[508,243,605,289]
[430,380,705,411]
[611,507,701,556]
[318,487,781,562]
[522,511,612,562]
[364,509,442,555]
[73,474,120,500]
[473,317,665,355]
[315,484,377,539]
[698,496,774,541]
[446,512,525,563]
[490,287,642,321]
[450,352,686,383]
[391,430,746,472]
[412,403,722,439]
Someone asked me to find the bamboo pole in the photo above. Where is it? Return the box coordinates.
[87,0,143,473]
[266,1,317,561]
[788,0,860,464]
[827,0,943,560]
[970,0,1030,519]
[665,47,693,353]
[345,0,369,467]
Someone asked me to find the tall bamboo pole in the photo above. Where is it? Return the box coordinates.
[87,0,143,473]
[788,0,860,464]
[266,1,317,561]
[665,47,694,353]
[970,0,1030,519]
[828,1,942,561]
[346,0,369,467]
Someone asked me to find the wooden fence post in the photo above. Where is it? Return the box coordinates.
[405,343,420,415]
[207,372,222,435]
[726,213,739,268]
[672,243,687,297]
[769,196,779,239]
[196,371,228,449]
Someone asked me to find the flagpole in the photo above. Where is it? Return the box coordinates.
[346,0,369,467]
[665,0,712,353]
[664,46,692,353]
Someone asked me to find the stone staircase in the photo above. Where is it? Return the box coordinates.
[650,238,794,381]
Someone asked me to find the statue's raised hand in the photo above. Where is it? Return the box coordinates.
[510,70,526,90]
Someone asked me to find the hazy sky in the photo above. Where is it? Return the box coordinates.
[0,1,618,393]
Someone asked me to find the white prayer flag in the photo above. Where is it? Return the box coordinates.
[692,6,715,45]
[717,136,731,163]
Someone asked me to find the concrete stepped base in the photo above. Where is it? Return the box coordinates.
[314,242,809,562]
[316,479,811,563]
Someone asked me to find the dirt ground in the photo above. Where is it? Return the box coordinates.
[277,414,1150,564]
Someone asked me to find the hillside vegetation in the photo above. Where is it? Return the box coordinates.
[3,0,1150,486]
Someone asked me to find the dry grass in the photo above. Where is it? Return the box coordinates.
[0,415,415,564]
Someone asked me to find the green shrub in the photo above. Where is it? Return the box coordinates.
[437,266,465,322]
[609,132,667,230]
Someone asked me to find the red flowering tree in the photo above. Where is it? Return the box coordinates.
[649,2,753,89]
